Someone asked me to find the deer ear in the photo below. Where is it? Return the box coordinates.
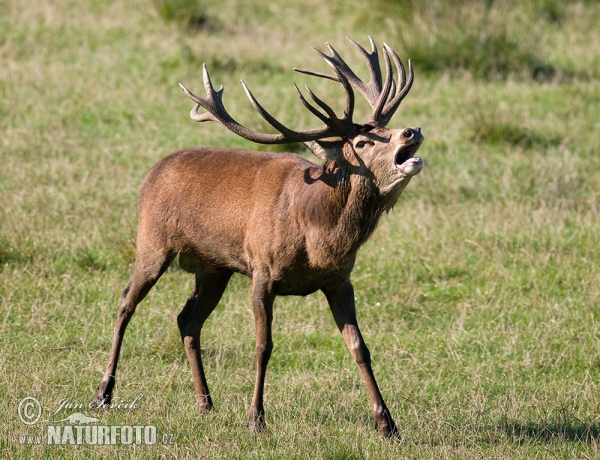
[303,140,344,161]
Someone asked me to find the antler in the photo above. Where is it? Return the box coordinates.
[295,37,413,127]
[179,61,356,144]
[179,37,413,144]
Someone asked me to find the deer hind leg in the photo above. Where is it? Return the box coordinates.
[322,280,400,439]
[177,269,232,413]
[92,245,176,409]
[248,276,275,432]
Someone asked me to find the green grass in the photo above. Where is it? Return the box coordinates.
[1,0,600,458]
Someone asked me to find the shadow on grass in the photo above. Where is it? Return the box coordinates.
[502,420,600,444]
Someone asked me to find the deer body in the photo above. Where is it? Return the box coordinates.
[144,147,359,287]
[143,144,407,292]
[94,38,424,439]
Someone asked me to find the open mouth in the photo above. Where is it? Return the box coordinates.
[394,140,423,167]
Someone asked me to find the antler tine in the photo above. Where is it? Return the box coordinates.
[293,83,332,126]
[386,43,407,92]
[380,43,414,125]
[304,85,340,123]
[293,67,340,82]
[345,36,383,98]
[179,64,236,125]
[178,65,222,124]
[370,45,393,124]
[240,80,302,138]
[323,57,356,122]
[387,78,397,107]
[293,58,355,132]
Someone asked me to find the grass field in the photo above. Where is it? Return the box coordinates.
[1,0,599,458]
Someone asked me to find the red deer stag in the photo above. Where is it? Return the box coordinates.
[93,37,424,439]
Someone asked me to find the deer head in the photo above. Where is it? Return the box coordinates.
[179,37,424,205]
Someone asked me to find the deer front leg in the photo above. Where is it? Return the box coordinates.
[322,280,400,439]
[177,270,232,414]
[248,277,275,432]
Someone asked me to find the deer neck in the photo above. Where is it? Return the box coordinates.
[299,161,387,268]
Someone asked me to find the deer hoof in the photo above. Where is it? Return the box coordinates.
[197,396,213,414]
[90,377,115,410]
[380,423,402,441]
[247,407,267,433]
[376,411,401,440]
